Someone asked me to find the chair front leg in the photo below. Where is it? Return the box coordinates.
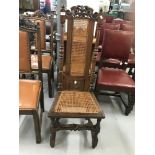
[125,92,135,116]
[91,118,101,148]
[33,110,41,143]
[50,118,58,148]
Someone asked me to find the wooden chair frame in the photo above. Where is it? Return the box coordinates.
[48,5,105,148]
[19,17,44,143]
[24,11,55,98]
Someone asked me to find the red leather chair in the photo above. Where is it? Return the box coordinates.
[95,29,135,115]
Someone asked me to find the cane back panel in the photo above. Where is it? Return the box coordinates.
[59,7,99,91]
[19,31,31,72]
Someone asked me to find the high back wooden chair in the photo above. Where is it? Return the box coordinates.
[19,17,44,143]
[25,11,54,98]
[95,29,135,115]
[48,5,105,148]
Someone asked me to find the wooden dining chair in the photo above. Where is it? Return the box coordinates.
[95,29,135,115]
[26,11,55,98]
[19,18,43,143]
[48,5,105,148]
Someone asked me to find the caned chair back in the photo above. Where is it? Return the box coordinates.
[58,6,99,91]
[19,16,42,79]
[19,31,31,72]
[27,11,54,51]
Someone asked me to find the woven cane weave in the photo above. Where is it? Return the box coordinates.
[54,91,100,113]
[70,19,88,76]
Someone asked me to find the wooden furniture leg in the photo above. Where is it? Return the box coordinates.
[33,110,41,143]
[125,92,135,116]
[91,119,101,148]
[50,118,57,148]
[48,71,52,98]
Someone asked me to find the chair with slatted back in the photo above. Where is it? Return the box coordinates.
[25,11,54,98]
[95,29,135,115]
[19,17,44,143]
[48,5,105,148]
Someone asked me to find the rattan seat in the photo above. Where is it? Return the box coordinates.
[54,91,100,113]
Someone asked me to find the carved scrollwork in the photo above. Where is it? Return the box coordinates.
[32,10,46,18]
[19,15,39,31]
[62,5,99,20]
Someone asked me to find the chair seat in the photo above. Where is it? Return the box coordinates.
[97,68,135,92]
[54,91,101,114]
[19,80,41,110]
[31,54,52,70]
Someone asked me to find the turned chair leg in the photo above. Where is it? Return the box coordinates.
[33,110,41,143]
[50,118,57,148]
[91,119,101,148]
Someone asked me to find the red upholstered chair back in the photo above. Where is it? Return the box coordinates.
[99,23,120,45]
[121,24,134,32]
[105,15,114,23]
[112,19,133,29]
[101,29,134,61]
[121,24,135,50]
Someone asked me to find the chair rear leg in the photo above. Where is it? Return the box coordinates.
[48,71,52,98]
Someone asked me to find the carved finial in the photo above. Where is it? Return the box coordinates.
[61,5,65,12]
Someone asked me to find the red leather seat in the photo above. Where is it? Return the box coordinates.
[96,52,121,67]
[98,68,135,92]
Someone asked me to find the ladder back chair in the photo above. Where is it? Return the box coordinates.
[19,17,43,143]
[48,5,105,148]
